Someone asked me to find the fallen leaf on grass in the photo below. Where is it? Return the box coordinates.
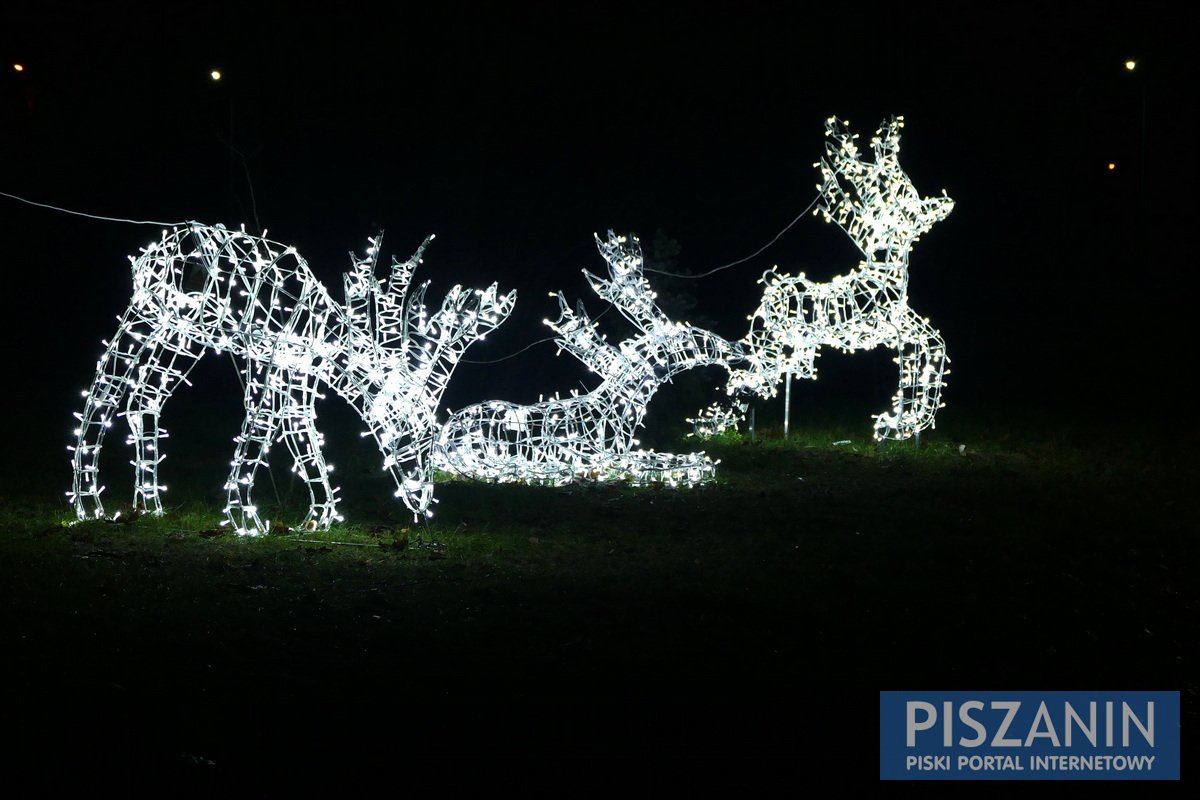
[380,533,409,551]
[106,508,145,525]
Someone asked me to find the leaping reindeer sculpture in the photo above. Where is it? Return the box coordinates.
[701,116,953,441]
[435,231,743,485]
[69,224,514,534]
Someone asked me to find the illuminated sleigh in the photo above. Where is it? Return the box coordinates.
[435,231,742,486]
[68,224,514,534]
[698,116,953,441]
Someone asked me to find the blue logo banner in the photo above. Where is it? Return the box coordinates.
[879,691,1180,780]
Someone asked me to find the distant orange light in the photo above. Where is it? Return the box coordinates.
[1107,162,1116,171]
[13,63,24,72]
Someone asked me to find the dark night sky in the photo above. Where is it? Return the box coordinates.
[1,1,1194,442]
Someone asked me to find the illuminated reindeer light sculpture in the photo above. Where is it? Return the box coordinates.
[436,231,742,485]
[704,116,953,441]
[69,224,514,533]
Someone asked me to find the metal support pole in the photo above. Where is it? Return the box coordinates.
[749,406,756,444]
[783,369,792,439]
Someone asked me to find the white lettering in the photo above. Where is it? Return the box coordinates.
[958,701,987,747]
[907,701,937,746]
[991,701,1022,747]
[1064,701,1096,747]
[1025,701,1061,747]
[1122,701,1154,747]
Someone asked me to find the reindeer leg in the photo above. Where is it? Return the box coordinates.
[392,429,437,521]
[223,361,282,535]
[874,312,949,441]
[277,372,340,530]
[70,308,156,521]
[124,327,205,516]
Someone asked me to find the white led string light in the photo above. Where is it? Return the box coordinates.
[68,223,515,534]
[695,116,953,441]
[687,399,750,438]
[434,231,743,486]
[61,115,951,532]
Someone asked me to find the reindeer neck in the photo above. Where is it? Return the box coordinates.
[859,257,910,291]
[320,306,424,418]
[581,338,661,419]
[626,330,684,375]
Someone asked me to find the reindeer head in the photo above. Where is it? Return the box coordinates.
[817,116,953,266]
[340,233,516,517]
[581,231,743,377]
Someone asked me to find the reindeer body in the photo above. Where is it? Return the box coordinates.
[69,224,514,533]
[719,116,953,440]
[436,232,741,485]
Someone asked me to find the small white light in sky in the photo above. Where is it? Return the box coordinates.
[13,63,24,72]
[1124,60,1137,71]
[210,69,222,81]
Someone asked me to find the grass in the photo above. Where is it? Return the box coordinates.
[1,416,1195,793]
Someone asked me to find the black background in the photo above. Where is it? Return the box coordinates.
[1,1,1194,792]
[2,1,1192,425]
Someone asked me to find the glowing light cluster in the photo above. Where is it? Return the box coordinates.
[65,115,954,532]
[69,223,514,534]
[706,116,953,440]
[687,399,750,439]
[435,232,742,486]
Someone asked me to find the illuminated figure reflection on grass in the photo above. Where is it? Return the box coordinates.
[435,231,743,486]
[68,224,514,534]
[695,116,954,441]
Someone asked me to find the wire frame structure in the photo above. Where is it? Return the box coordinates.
[435,231,743,486]
[68,223,515,534]
[687,399,750,439]
[699,116,954,441]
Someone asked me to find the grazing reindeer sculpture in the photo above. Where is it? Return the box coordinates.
[435,231,742,485]
[69,223,514,534]
[703,116,953,441]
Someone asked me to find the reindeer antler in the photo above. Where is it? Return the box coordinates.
[582,231,674,333]
[342,234,516,381]
[343,233,437,351]
[817,116,954,261]
[343,233,384,334]
[377,234,433,349]
[544,292,624,376]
